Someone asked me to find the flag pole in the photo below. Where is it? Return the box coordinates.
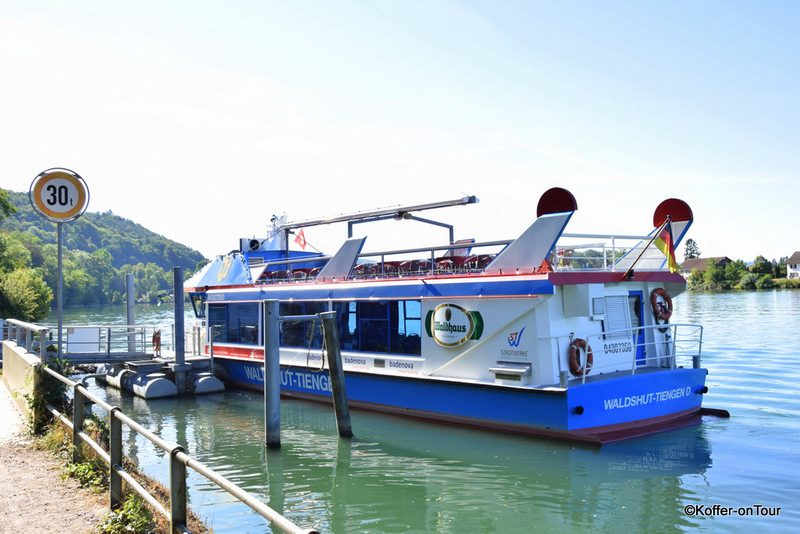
[620,216,672,281]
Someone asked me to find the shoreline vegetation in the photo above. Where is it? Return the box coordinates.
[686,258,797,291]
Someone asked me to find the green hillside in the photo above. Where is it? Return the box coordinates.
[1,191,205,270]
[0,189,208,318]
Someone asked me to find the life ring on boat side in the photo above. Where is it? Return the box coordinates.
[569,338,593,377]
[650,288,673,321]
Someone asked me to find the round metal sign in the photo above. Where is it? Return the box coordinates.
[29,168,90,222]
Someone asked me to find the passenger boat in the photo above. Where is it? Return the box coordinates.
[184,187,726,444]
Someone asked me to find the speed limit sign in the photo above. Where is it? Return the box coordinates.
[29,168,90,222]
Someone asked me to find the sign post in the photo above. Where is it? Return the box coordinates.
[29,168,90,360]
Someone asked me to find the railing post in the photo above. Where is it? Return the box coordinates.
[72,385,85,464]
[263,300,281,448]
[109,407,123,509]
[39,330,46,361]
[169,443,187,533]
[559,370,569,388]
[173,267,188,394]
[319,311,353,438]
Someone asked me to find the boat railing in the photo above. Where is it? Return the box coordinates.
[551,323,704,386]
[255,239,513,282]
[352,239,513,278]
[254,227,677,282]
[553,232,668,273]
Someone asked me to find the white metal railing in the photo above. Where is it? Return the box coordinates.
[4,319,50,357]
[4,319,212,363]
[53,324,164,356]
[553,232,667,273]
[550,323,704,386]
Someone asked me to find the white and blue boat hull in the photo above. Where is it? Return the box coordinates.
[214,356,707,443]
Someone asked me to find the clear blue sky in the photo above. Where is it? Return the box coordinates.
[1,1,797,262]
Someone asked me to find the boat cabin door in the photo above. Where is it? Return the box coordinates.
[628,291,646,365]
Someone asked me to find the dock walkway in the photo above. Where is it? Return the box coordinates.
[0,379,107,534]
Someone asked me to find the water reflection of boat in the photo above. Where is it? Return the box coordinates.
[185,187,726,444]
[116,390,714,533]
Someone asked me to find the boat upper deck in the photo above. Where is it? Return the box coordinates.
[239,229,685,286]
[185,189,693,292]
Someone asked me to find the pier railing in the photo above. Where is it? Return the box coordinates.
[40,365,319,534]
[4,319,207,363]
[551,323,704,386]
[4,319,50,357]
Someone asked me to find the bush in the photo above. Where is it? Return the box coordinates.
[739,273,759,290]
[26,357,72,434]
[755,275,776,290]
[98,494,154,534]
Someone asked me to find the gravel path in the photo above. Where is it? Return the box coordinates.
[0,379,108,534]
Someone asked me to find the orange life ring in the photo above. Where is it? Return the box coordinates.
[650,288,673,321]
[569,338,593,376]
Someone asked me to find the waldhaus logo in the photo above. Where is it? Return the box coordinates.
[425,303,484,347]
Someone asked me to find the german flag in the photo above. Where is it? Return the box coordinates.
[654,219,678,273]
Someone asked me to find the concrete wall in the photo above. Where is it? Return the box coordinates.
[1,341,41,419]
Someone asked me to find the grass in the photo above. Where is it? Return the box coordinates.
[36,419,211,533]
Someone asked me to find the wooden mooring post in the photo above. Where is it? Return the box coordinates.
[319,311,353,438]
[262,304,353,449]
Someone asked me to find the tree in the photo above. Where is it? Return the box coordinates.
[704,259,729,289]
[725,259,748,282]
[0,268,53,321]
[751,256,773,276]
[683,238,700,260]
[0,234,31,271]
[0,189,17,220]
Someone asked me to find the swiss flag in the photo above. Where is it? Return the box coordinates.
[294,229,307,250]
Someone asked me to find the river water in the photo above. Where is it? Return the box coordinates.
[50,292,798,533]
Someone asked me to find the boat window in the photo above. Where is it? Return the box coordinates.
[208,303,259,344]
[279,302,326,348]
[333,300,422,356]
[210,299,422,355]
[358,302,390,353]
[234,303,259,344]
[208,305,226,342]
[189,293,206,318]
[338,302,358,350]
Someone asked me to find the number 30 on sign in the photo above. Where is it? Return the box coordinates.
[29,168,90,222]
